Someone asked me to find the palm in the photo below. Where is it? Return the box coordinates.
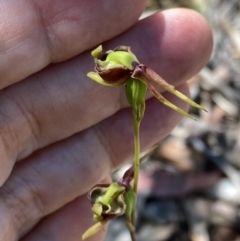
[0,1,212,240]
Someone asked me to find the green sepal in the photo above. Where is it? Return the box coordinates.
[124,187,137,221]
[125,78,147,121]
[106,51,139,70]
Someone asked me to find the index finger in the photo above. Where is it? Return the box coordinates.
[0,0,146,89]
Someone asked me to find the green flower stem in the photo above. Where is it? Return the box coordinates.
[129,108,141,241]
[130,229,136,241]
[133,111,141,193]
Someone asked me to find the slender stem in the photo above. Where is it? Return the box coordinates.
[133,112,141,193]
[130,229,136,241]
[129,110,141,241]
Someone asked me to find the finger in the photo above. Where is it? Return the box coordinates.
[20,184,111,241]
[0,0,146,89]
[106,8,213,84]
[21,195,107,241]
[0,9,212,185]
[0,85,188,240]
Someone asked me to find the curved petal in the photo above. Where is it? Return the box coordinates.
[87,72,125,86]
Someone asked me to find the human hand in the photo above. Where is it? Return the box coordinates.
[0,1,212,240]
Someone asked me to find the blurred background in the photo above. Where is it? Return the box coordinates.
[105,1,240,240]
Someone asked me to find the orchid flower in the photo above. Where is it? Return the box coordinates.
[87,45,206,120]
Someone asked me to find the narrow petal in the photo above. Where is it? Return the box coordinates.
[140,76,197,120]
[146,67,206,111]
[143,66,206,111]
[82,221,107,240]
[151,86,196,119]
[169,89,206,111]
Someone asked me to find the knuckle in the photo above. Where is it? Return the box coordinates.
[0,93,40,162]
[0,168,46,236]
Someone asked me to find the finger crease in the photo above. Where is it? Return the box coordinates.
[92,125,119,172]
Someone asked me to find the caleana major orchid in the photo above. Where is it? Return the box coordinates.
[82,45,206,241]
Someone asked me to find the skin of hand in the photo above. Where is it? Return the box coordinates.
[0,0,212,240]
